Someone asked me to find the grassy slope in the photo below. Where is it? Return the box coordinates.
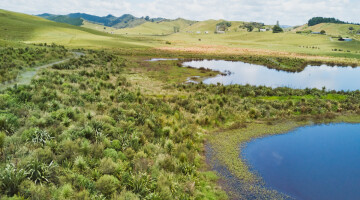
[2,9,360,61]
[0,9,152,49]
[105,19,360,60]
[114,19,196,35]
[81,20,118,32]
[153,20,360,60]
[293,23,360,39]
[183,20,246,33]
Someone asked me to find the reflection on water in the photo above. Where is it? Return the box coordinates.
[183,60,360,91]
[242,123,360,200]
[147,58,178,61]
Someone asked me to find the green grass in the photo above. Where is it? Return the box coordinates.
[2,9,360,63]
[258,94,348,101]
[0,9,153,49]
[115,18,196,35]
[294,23,360,39]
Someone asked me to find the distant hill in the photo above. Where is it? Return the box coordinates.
[38,14,84,26]
[38,13,166,29]
[280,25,292,29]
[308,17,359,27]
[115,18,196,35]
[0,9,146,48]
[292,23,360,37]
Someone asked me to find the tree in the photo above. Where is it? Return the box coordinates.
[272,25,283,33]
[320,30,326,34]
[349,26,354,31]
[308,17,345,26]
[145,16,150,21]
[245,25,254,32]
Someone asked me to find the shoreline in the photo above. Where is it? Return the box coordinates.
[206,115,360,199]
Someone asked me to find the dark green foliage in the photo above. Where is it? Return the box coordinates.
[25,159,56,184]
[216,21,232,31]
[0,131,5,150]
[0,113,19,135]
[272,25,283,33]
[240,22,264,31]
[308,17,346,26]
[245,25,254,32]
[41,15,84,26]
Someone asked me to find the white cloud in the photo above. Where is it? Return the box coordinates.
[0,0,358,25]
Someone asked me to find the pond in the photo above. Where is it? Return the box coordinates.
[242,123,360,200]
[182,60,360,91]
[147,58,178,61]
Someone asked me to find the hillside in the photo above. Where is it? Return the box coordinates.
[38,14,84,26]
[183,20,253,33]
[293,23,360,38]
[115,18,196,35]
[0,9,151,48]
[39,13,166,29]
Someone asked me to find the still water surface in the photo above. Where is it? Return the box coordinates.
[242,123,360,200]
[183,60,360,91]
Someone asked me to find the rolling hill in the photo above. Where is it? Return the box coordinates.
[0,9,152,48]
[293,23,360,38]
[37,14,84,26]
[114,18,196,35]
[38,13,166,29]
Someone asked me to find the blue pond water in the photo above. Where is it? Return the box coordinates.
[242,123,360,200]
[182,60,360,91]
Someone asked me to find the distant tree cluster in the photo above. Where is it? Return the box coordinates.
[308,17,346,26]
[240,22,264,32]
[216,21,232,31]
[217,21,232,28]
[272,25,283,33]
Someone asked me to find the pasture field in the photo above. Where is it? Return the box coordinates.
[0,9,154,49]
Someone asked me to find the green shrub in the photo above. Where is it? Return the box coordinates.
[96,175,120,196]
[104,148,119,160]
[25,159,56,184]
[58,184,74,199]
[99,157,118,175]
[19,180,50,199]
[116,190,140,200]
[74,156,88,171]
[0,164,28,196]
[0,131,5,150]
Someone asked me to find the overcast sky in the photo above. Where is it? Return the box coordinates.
[1,0,358,25]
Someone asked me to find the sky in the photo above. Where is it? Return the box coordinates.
[0,0,359,25]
